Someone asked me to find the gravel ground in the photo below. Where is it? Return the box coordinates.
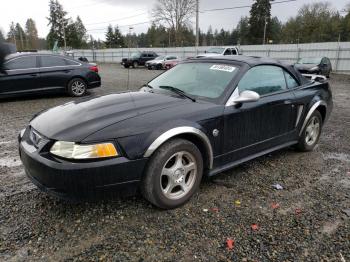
[0,64,349,261]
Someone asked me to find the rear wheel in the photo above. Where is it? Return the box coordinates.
[141,139,203,209]
[67,78,87,97]
[297,110,323,152]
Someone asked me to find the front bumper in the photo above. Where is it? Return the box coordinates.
[19,131,147,201]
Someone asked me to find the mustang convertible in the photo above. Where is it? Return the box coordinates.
[19,56,333,209]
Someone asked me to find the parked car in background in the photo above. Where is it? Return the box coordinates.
[0,53,101,98]
[164,58,182,70]
[19,56,332,209]
[121,51,158,68]
[196,47,240,58]
[146,55,178,70]
[295,57,332,78]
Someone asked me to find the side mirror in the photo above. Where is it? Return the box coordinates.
[204,50,207,53]
[232,90,260,104]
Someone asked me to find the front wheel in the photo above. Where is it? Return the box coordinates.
[67,78,87,97]
[297,110,323,151]
[141,139,203,209]
[132,61,138,68]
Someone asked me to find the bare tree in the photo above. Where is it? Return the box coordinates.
[152,0,196,46]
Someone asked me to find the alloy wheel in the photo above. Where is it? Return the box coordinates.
[305,116,320,146]
[71,81,86,96]
[160,151,197,200]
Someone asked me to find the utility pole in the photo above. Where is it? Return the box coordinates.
[63,23,67,52]
[263,16,267,45]
[195,0,199,54]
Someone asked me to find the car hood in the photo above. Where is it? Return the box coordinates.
[294,64,319,70]
[147,59,163,64]
[30,92,188,142]
[196,53,222,58]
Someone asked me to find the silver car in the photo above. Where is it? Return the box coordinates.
[146,55,179,70]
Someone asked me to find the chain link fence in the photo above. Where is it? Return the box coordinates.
[68,42,350,74]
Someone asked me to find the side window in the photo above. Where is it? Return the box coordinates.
[238,65,287,96]
[231,49,237,55]
[5,56,37,70]
[284,71,299,89]
[64,59,80,66]
[41,56,66,67]
[224,49,232,55]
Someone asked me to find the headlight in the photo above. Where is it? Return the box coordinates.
[310,66,319,71]
[50,141,118,159]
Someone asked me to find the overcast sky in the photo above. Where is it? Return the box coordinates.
[0,0,349,40]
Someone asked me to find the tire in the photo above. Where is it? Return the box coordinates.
[124,65,129,69]
[132,61,138,68]
[67,78,87,97]
[141,138,203,209]
[156,64,162,70]
[297,110,323,152]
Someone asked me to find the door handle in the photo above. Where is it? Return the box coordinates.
[30,74,38,77]
[284,100,292,105]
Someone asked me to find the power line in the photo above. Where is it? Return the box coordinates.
[201,0,297,13]
[86,21,152,32]
[85,11,148,26]
[86,0,297,35]
[68,0,116,10]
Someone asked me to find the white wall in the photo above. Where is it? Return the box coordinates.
[69,42,350,73]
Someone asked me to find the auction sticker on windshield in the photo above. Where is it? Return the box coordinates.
[210,64,236,73]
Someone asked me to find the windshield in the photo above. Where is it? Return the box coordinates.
[207,48,225,54]
[131,52,141,59]
[155,56,165,60]
[297,57,322,64]
[148,62,239,99]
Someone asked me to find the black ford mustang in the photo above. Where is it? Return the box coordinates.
[18,56,333,209]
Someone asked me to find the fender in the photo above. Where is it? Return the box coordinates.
[143,126,214,169]
[299,100,327,136]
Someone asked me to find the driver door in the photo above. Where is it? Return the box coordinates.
[222,65,297,164]
[0,55,40,95]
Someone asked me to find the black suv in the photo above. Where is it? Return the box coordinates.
[121,51,158,68]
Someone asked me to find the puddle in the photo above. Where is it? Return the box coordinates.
[0,157,22,167]
[0,141,13,146]
[323,153,350,163]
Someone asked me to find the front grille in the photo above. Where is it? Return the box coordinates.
[29,128,49,149]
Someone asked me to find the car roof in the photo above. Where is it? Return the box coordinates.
[6,53,69,60]
[188,55,309,85]
[193,55,284,66]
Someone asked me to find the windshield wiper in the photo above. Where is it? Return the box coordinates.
[159,86,196,102]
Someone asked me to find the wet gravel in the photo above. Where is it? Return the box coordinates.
[0,64,349,261]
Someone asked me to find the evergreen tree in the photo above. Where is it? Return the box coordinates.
[15,23,26,50]
[342,6,350,41]
[249,0,272,44]
[65,16,87,48]
[113,26,124,47]
[105,25,114,48]
[0,30,4,41]
[25,18,39,49]
[236,16,250,45]
[47,0,68,49]
[7,22,17,45]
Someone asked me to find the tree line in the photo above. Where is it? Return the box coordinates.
[1,0,350,51]
[3,19,46,50]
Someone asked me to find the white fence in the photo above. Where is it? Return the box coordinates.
[69,42,350,74]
